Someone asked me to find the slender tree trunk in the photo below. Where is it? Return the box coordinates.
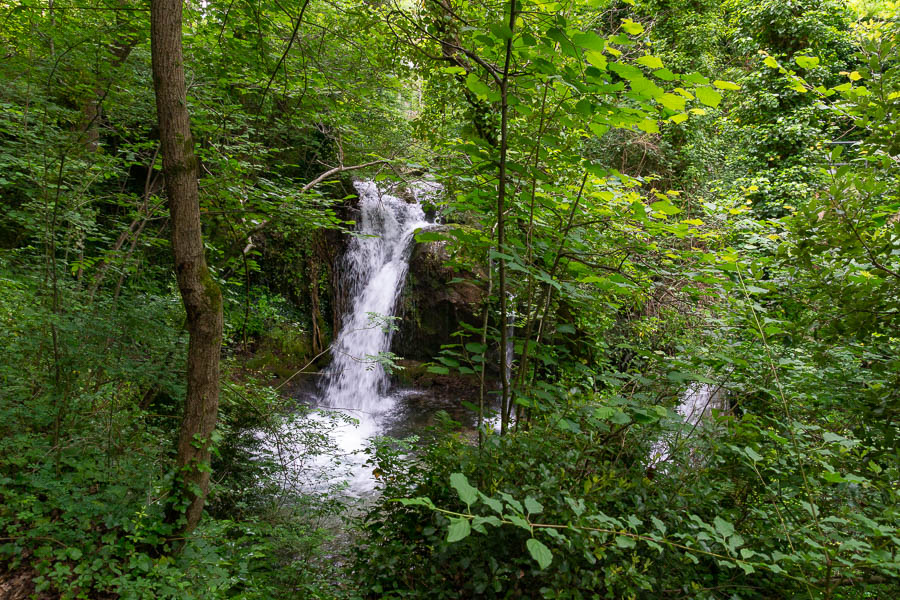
[514,172,587,414]
[309,254,324,354]
[477,255,494,453]
[150,0,224,535]
[497,0,517,435]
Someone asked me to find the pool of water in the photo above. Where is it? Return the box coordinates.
[285,380,492,498]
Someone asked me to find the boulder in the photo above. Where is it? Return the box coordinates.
[392,237,484,361]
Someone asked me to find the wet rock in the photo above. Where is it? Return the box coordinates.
[392,236,485,361]
[392,359,482,398]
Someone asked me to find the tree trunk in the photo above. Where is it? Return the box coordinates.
[497,0,517,435]
[150,0,224,535]
[309,253,324,354]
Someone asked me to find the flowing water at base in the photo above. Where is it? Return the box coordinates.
[648,383,728,468]
[291,384,484,497]
[308,180,443,496]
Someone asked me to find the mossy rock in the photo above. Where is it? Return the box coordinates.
[392,238,485,361]
[244,326,324,380]
[245,350,280,371]
[394,359,430,385]
[263,325,313,363]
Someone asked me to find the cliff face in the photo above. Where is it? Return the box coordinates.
[392,238,485,361]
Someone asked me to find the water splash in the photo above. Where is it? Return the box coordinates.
[648,383,727,469]
[316,180,437,495]
[322,180,432,412]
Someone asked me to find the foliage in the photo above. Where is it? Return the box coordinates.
[1,0,898,598]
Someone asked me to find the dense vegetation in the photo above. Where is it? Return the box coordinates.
[0,0,897,598]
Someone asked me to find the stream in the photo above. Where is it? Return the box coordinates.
[302,180,455,497]
[284,179,725,498]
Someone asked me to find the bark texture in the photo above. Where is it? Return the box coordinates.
[150,0,224,535]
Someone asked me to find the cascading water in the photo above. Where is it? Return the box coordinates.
[322,181,430,410]
[316,180,435,494]
[648,383,728,469]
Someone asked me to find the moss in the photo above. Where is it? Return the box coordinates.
[246,350,279,371]
[394,360,429,385]
[200,265,223,315]
[265,326,312,362]
[243,327,316,379]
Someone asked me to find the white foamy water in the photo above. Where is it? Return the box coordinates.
[316,180,438,495]
[648,383,727,468]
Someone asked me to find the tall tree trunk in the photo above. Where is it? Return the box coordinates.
[150,0,224,535]
[497,0,517,435]
[309,253,324,354]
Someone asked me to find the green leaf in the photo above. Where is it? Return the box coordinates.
[498,492,523,513]
[610,410,631,424]
[589,122,609,137]
[695,87,722,108]
[465,342,487,353]
[745,285,769,295]
[446,517,471,542]
[575,99,593,118]
[763,56,779,69]
[659,93,686,112]
[572,32,606,52]
[507,514,532,531]
[637,119,659,134]
[524,496,544,515]
[650,200,681,215]
[621,19,644,35]
[471,515,502,533]
[615,535,636,549]
[489,22,513,40]
[794,55,820,69]
[565,496,586,517]
[437,356,460,367]
[137,554,152,572]
[480,493,504,514]
[636,55,664,69]
[631,76,663,98]
[415,230,450,243]
[473,515,502,528]
[465,74,491,99]
[450,472,477,506]
[585,51,607,70]
[396,497,436,509]
[610,62,643,80]
[744,447,763,462]
[427,365,449,375]
[527,538,553,569]
[712,79,740,90]
[653,68,676,81]
[822,471,846,483]
[682,72,709,85]
[714,516,735,539]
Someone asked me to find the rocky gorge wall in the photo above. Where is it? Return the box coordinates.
[392,237,484,361]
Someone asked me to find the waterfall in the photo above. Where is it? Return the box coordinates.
[648,383,728,469]
[308,180,438,496]
[322,180,432,411]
